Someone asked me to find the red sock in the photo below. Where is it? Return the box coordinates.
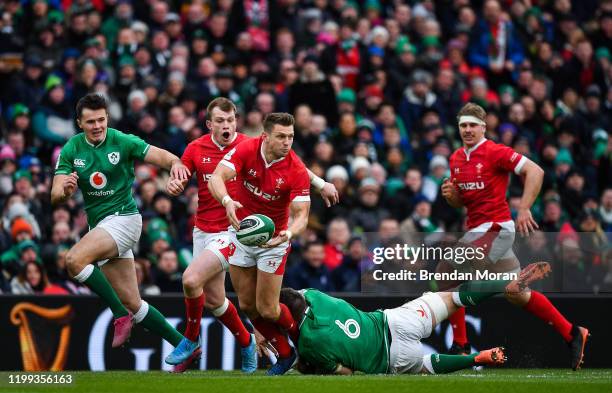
[217,300,251,347]
[252,317,292,358]
[277,303,299,341]
[449,307,468,346]
[524,290,572,342]
[184,293,205,341]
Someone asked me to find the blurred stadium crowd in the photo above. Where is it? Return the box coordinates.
[0,0,610,295]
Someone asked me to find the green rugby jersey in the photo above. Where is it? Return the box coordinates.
[55,127,150,227]
[298,289,390,374]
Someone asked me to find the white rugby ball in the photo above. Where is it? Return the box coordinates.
[236,214,275,246]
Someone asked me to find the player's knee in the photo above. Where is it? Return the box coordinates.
[128,300,143,314]
[182,271,201,293]
[65,249,87,274]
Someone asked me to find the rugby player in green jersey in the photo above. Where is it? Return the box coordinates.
[280,262,552,375]
[51,93,197,370]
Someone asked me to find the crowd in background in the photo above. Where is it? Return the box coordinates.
[0,0,610,295]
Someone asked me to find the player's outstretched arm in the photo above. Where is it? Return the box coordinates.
[441,178,463,208]
[307,169,339,207]
[51,172,78,206]
[209,163,243,229]
[516,159,544,235]
[143,146,191,181]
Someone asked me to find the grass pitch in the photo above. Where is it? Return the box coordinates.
[1,370,611,393]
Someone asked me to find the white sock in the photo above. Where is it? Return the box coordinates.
[452,291,464,307]
[133,301,149,323]
[73,264,94,283]
[211,298,229,317]
[422,354,435,374]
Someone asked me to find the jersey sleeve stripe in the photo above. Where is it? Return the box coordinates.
[513,156,528,175]
[292,195,311,202]
[220,159,235,171]
[55,170,70,175]
[142,144,151,155]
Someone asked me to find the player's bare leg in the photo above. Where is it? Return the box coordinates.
[255,270,297,375]
[230,265,258,318]
[66,228,132,347]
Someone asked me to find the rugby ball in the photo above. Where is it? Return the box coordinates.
[236,214,275,246]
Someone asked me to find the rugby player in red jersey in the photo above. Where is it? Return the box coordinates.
[440,103,589,370]
[165,100,337,372]
[208,112,310,375]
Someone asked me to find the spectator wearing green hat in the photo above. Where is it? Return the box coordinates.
[7,103,32,134]
[101,0,134,52]
[13,169,33,198]
[1,239,41,280]
[388,36,418,102]
[364,0,383,25]
[32,75,75,145]
[421,35,444,69]
[147,230,173,266]
[337,88,357,113]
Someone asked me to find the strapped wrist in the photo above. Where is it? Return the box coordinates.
[311,175,325,191]
[221,195,233,207]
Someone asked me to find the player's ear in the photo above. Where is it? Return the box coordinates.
[205,119,212,131]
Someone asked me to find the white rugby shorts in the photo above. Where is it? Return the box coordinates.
[227,229,290,275]
[385,296,437,374]
[193,228,232,271]
[96,213,142,267]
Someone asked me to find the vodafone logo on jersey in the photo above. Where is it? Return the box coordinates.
[89,172,108,189]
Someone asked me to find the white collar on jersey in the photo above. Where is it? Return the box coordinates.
[211,132,237,150]
[463,137,487,161]
[260,139,286,168]
[84,130,108,148]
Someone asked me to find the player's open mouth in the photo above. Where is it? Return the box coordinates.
[222,132,230,139]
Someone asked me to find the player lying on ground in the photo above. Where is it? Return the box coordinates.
[440,102,589,370]
[50,93,197,371]
[164,99,338,371]
[280,262,553,375]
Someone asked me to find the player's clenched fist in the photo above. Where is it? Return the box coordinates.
[166,178,186,196]
[63,171,79,197]
[441,178,458,199]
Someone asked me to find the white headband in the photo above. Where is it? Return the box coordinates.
[458,115,486,126]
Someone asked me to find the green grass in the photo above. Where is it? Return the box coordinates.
[1,370,611,393]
